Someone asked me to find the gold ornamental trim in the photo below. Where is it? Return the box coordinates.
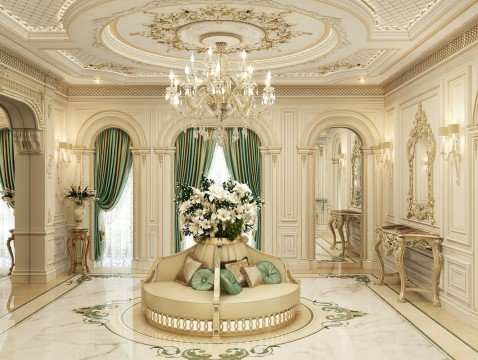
[199,32,244,44]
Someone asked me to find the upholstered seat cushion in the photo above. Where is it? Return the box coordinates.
[142,281,214,320]
[191,269,214,291]
[220,283,300,320]
[256,261,282,284]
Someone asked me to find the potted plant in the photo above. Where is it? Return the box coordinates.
[175,177,262,244]
[63,184,97,228]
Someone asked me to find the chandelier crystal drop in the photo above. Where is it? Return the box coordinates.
[165,42,275,145]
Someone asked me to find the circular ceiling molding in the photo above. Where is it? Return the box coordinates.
[99,3,339,71]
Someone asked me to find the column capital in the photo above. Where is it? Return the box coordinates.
[297,146,316,155]
[131,147,151,155]
[153,147,176,155]
[13,129,43,155]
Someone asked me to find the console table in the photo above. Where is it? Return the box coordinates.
[328,209,361,257]
[374,224,443,307]
[67,228,91,275]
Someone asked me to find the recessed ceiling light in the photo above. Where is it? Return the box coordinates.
[359,76,366,83]
[94,78,100,84]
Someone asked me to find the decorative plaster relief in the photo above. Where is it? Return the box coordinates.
[13,129,43,154]
[131,4,312,53]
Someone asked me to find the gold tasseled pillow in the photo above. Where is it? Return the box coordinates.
[176,256,203,286]
[225,258,249,286]
[241,265,264,288]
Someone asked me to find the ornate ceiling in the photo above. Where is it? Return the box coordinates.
[0,0,475,85]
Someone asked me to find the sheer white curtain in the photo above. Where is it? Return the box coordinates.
[0,186,14,276]
[182,144,255,250]
[98,168,133,267]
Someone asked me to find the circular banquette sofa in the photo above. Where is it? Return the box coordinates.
[141,238,300,338]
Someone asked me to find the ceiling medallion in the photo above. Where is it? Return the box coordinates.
[131,4,312,53]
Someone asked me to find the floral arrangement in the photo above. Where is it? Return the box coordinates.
[176,177,262,241]
[1,188,14,207]
[63,183,97,206]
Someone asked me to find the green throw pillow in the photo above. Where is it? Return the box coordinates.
[220,269,243,295]
[191,269,214,291]
[256,261,282,284]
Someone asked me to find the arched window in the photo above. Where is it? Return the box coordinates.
[94,128,133,267]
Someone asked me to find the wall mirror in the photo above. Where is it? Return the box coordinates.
[406,103,436,224]
[314,128,362,264]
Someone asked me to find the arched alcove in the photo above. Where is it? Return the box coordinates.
[75,111,149,265]
[298,110,380,270]
[0,94,38,130]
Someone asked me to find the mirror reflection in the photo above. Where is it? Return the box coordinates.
[314,128,362,264]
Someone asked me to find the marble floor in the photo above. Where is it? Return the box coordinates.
[0,271,477,360]
[315,230,360,263]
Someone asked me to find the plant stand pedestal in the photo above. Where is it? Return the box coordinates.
[67,228,91,275]
[6,229,14,275]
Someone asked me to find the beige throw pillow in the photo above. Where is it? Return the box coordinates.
[176,256,203,285]
[225,258,249,286]
[241,265,264,288]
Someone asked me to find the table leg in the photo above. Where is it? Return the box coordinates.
[431,242,443,307]
[6,234,14,275]
[346,218,352,246]
[394,242,407,303]
[83,235,91,274]
[373,232,384,285]
[67,234,75,274]
[328,218,337,249]
[337,216,346,257]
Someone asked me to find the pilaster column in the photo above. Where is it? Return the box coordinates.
[297,146,315,263]
[362,146,381,269]
[12,129,56,283]
[154,147,176,258]
[259,146,281,254]
[131,147,150,269]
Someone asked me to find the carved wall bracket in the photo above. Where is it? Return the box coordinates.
[13,129,43,154]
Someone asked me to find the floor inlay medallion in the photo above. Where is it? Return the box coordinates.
[74,297,366,359]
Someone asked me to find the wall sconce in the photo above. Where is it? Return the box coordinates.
[337,153,346,171]
[378,142,392,167]
[57,142,72,167]
[439,124,462,185]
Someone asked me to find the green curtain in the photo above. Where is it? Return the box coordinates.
[222,129,262,249]
[93,128,133,260]
[174,129,216,252]
[0,129,15,208]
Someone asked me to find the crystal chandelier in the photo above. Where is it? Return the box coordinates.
[165,42,275,145]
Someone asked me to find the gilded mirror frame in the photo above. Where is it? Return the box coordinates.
[350,136,362,208]
[406,103,436,224]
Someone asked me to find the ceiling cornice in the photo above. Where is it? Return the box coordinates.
[1,18,478,99]
[383,19,478,94]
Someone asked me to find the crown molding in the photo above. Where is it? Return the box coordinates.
[384,20,478,94]
[1,19,478,99]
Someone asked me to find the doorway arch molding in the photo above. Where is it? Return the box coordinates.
[75,110,147,149]
[298,110,380,270]
[75,110,149,264]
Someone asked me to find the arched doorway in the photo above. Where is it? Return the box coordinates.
[0,95,51,283]
[299,111,380,270]
[313,127,364,265]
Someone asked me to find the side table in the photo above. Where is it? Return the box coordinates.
[328,210,361,257]
[67,228,91,275]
